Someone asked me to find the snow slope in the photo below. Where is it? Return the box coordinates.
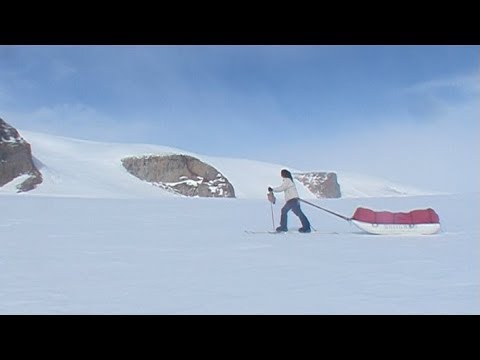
[0,130,435,199]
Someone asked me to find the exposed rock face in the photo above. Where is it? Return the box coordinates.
[294,172,341,198]
[0,118,42,192]
[122,154,235,198]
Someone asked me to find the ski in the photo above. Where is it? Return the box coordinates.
[244,230,282,234]
[244,230,339,235]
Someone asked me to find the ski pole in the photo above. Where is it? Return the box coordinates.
[267,191,276,231]
[270,201,275,231]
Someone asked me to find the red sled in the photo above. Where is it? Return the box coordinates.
[351,207,441,235]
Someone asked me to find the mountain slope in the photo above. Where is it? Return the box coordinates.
[0,130,435,199]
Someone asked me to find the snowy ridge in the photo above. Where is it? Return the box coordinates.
[0,130,436,199]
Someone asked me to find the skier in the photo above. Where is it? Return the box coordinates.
[268,169,311,233]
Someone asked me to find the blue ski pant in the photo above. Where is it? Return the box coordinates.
[280,198,310,229]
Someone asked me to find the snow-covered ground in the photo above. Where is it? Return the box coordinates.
[1,192,478,314]
[0,131,478,314]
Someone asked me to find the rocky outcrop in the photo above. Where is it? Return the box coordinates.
[0,118,42,192]
[122,154,235,198]
[294,172,341,198]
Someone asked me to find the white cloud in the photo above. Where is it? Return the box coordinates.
[402,71,479,95]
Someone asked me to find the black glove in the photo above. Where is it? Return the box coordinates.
[268,187,273,192]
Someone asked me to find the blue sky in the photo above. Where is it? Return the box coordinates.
[1,45,478,193]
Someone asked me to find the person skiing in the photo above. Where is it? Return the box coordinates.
[268,169,311,233]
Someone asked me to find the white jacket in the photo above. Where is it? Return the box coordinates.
[271,178,299,202]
